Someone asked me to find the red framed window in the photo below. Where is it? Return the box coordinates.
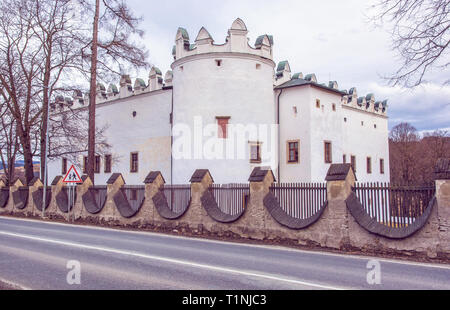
[216,117,230,139]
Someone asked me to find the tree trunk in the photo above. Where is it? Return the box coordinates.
[40,43,51,182]
[88,0,100,184]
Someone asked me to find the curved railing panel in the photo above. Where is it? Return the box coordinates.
[82,186,107,214]
[263,192,328,230]
[56,188,77,213]
[152,190,189,220]
[0,188,9,208]
[346,192,436,239]
[32,188,52,211]
[201,189,245,223]
[113,186,145,219]
[12,186,29,210]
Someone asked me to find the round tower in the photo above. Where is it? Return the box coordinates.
[171,18,277,184]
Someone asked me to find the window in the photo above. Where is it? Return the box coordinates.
[94,155,101,174]
[104,155,112,173]
[324,141,332,164]
[215,59,222,66]
[374,124,377,129]
[62,158,67,175]
[380,158,385,174]
[83,156,88,174]
[351,155,356,173]
[316,99,320,108]
[361,121,364,126]
[216,117,230,139]
[250,142,262,163]
[332,103,336,111]
[256,63,261,70]
[344,117,347,122]
[343,154,347,164]
[130,152,139,173]
[367,157,372,174]
[287,140,300,163]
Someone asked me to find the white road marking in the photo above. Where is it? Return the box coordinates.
[0,230,345,290]
[1,216,449,270]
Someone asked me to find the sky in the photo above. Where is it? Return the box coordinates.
[126,0,450,132]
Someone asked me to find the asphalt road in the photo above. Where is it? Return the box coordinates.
[0,216,449,290]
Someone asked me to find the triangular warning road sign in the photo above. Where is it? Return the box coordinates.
[63,165,83,183]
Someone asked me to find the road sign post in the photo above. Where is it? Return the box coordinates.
[63,165,83,222]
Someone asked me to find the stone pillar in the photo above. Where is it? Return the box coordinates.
[321,164,355,249]
[78,176,94,220]
[70,176,91,221]
[143,171,166,228]
[237,167,275,240]
[28,178,43,216]
[435,158,450,258]
[99,173,125,223]
[47,176,62,218]
[181,170,213,232]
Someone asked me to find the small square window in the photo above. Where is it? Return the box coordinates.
[361,121,364,126]
[324,141,332,164]
[216,117,230,139]
[343,154,347,164]
[316,99,320,108]
[215,59,222,66]
[130,189,137,201]
[104,155,112,173]
[344,117,347,122]
[380,158,385,174]
[351,155,357,173]
[367,157,372,174]
[250,142,262,163]
[256,63,261,70]
[130,152,139,173]
[287,140,300,164]
[94,155,101,174]
[332,104,336,111]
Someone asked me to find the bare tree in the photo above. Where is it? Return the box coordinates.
[77,0,149,183]
[370,0,450,87]
[0,94,20,185]
[389,122,420,183]
[0,0,45,183]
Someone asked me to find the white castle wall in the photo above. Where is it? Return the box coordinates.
[171,19,277,184]
[46,18,391,186]
[48,89,173,184]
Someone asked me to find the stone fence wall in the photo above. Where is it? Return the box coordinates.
[0,162,449,261]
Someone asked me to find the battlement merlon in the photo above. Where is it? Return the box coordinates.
[173,18,273,62]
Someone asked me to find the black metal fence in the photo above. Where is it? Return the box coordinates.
[210,184,250,215]
[270,183,327,219]
[122,185,145,211]
[353,182,435,227]
[162,185,191,213]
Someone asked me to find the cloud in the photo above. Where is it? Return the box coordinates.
[125,0,449,131]
[369,83,450,131]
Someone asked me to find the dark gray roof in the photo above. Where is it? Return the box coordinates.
[325,164,356,181]
[28,177,40,186]
[255,34,274,46]
[275,78,346,95]
[248,167,276,182]
[435,158,450,180]
[190,169,213,183]
[276,60,289,72]
[107,173,124,184]
[144,171,165,184]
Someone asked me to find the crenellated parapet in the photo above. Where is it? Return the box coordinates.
[172,18,274,63]
[50,68,173,114]
[342,87,388,116]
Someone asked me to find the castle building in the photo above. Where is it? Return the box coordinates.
[48,18,390,185]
